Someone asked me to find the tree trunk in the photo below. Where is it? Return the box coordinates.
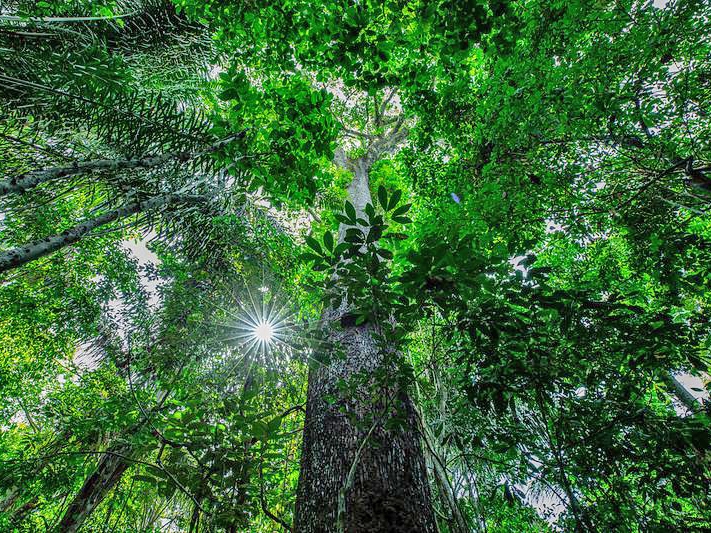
[0,193,204,273]
[57,443,132,533]
[294,155,437,533]
[0,132,243,197]
[0,486,19,514]
[0,154,180,197]
[665,372,702,412]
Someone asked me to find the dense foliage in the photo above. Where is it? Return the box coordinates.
[1,0,709,531]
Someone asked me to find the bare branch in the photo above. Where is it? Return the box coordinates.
[375,89,396,127]
[341,127,375,140]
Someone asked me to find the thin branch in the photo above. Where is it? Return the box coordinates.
[341,127,375,140]
[375,89,396,127]
[259,461,291,531]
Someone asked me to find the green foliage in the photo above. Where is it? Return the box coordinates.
[2,0,711,531]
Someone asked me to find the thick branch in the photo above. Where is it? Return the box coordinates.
[366,115,409,164]
[375,89,396,127]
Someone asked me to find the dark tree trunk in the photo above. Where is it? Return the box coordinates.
[294,153,437,532]
[57,444,132,533]
[294,313,437,533]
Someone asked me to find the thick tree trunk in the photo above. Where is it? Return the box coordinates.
[294,317,437,533]
[294,155,436,532]
[0,193,204,273]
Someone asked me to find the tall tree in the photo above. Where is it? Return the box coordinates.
[295,107,436,531]
[3,0,711,531]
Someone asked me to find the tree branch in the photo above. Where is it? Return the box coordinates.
[259,461,291,531]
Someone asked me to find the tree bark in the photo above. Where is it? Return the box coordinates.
[0,192,204,273]
[0,154,181,197]
[293,154,437,533]
[57,444,132,533]
[0,132,244,197]
[665,372,702,412]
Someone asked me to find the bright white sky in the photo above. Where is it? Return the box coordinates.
[122,236,162,309]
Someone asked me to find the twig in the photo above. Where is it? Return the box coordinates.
[259,461,291,531]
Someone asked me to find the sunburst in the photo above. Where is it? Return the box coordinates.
[193,276,333,375]
[221,284,297,363]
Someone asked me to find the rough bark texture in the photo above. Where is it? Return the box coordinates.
[294,315,437,533]
[294,153,437,532]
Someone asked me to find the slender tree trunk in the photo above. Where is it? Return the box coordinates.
[0,154,182,196]
[0,486,19,514]
[294,155,437,533]
[419,413,470,533]
[536,391,596,533]
[56,296,199,532]
[0,193,204,273]
[56,387,174,532]
[57,442,134,533]
[0,132,243,196]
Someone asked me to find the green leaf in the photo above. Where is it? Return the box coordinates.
[345,201,357,223]
[300,252,322,263]
[323,231,334,252]
[388,189,402,211]
[377,185,388,209]
[305,236,322,254]
[391,203,411,217]
[334,242,350,256]
[267,416,282,433]
[367,225,383,243]
[365,203,375,220]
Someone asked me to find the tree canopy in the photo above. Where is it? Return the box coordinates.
[1,0,710,532]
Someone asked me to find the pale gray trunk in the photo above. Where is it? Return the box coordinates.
[294,155,436,532]
[0,193,204,273]
[0,154,180,196]
[0,133,242,197]
[666,372,702,412]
